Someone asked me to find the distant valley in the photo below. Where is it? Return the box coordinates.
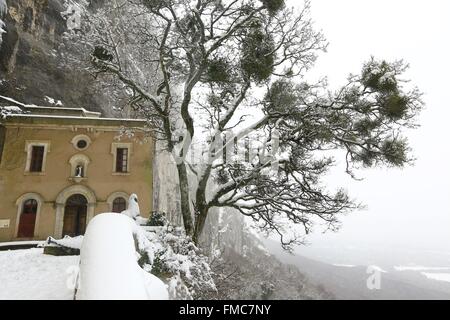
[262,238,450,300]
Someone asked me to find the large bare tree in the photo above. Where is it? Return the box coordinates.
[66,0,422,248]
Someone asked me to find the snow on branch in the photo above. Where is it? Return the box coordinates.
[60,0,423,249]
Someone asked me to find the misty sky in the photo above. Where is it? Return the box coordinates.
[286,0,450,253]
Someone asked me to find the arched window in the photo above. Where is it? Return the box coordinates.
[17,199,38,238]
[106,192,129,213]
[112,197,127,213]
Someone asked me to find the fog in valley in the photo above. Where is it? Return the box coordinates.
[261,0,450,299]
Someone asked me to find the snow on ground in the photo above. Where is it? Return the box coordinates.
[332,264,356,268]
[421,273,450,283]
[0,214,168,300]
[0,248,79,300]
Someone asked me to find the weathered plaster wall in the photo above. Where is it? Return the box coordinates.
[0,0,107,112]
[0,124,153,241]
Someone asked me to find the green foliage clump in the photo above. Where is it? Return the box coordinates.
[146,211,168,226]
[361,59,413,121]
[351,139,408,168]
[241,27,275,83]
[342,88,372,113]
[354,118,381,136]
[381,139,408,166]
[260,0,285,16]
[137,249,152,268]
[215,168,230,185]
[206,58,231,84]
[355,149,377,167]
[149,251,173,279]
[361,60,398,94]
[378,93,409,120]
[264,79,297,114]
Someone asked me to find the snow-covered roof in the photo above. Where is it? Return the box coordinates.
[0,95,148,128]
[2,114,148,129]
[9,113,145,122]
[0,95,101,117]
[24,105,102,118]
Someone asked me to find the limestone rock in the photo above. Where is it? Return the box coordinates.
[0,0,105,112]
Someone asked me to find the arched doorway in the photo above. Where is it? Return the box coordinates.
[62,194,88,237]
[54,185,96,238]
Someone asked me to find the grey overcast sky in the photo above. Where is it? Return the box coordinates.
[287,0,450,252]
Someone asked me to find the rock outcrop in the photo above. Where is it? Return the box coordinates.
[0,0,106,112]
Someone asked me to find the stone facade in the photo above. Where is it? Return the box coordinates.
[0,98,153,242]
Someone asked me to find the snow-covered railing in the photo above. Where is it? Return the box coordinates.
[0,95,27,119]
[75,213,168,300]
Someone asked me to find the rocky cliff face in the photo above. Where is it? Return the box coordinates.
[0,0,106,112]
[152,146,184,225]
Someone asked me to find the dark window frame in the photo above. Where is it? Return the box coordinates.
[112,197,127,213]
[76,140,88,150]
[22,199,38,215]
[115,147,129,173]
[30,145,45,172]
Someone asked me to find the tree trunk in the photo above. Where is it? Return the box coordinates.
[176,162,194,237]
[192,206,208,245]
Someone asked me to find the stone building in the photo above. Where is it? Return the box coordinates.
[0,96,153,242]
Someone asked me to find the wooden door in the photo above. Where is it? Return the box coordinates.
[17,199,38,238]
[62,194,87,237]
